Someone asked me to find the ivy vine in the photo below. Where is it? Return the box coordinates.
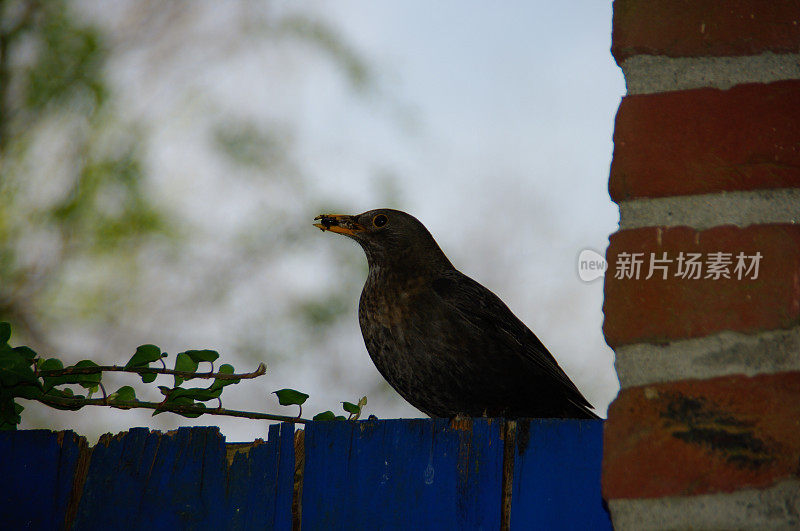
[0,322,367,430]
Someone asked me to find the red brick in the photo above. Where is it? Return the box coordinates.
[602,372,800,499]
[609,81,800,202]
[612,0,800,62]
[603,225,800,348]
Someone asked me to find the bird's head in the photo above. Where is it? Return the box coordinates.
[314,208,453,272]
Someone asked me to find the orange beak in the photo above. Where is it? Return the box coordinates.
[313,214,366,236]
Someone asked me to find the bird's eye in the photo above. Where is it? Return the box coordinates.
[372,214,388,227]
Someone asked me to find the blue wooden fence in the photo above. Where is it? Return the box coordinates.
[0,419,610,530]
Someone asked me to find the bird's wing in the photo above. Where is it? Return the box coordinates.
[431,270,594,410]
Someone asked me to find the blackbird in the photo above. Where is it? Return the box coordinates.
[314,208,598,419]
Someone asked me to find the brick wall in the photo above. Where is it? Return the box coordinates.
[601,1,800,528]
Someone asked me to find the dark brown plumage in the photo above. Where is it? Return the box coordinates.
[314,208,598,419]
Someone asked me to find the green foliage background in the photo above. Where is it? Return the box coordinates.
[0,0,404,439]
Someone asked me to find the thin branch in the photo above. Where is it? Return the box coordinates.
[35,395,309,424]
[39,362,267,381]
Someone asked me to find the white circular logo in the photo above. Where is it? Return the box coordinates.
[578,249,607,282]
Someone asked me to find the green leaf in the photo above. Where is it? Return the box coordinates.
[176,405,206,418]
[41,359,101,391]
[210,364,240,391]
[141,372,156,384]
[12,346,37,363]
[73,360,102,389]
[274,389,309,407]
[0,322,11,344]
[0,399,23,431]
[312,411,336,421]
[190,388,222,402]
[342,401,360,415]
[114,386,137,401]
[40,358,64,372]
[109,385,136,407]
[0,348,40,388]
[163,386,222,402]
[41,359,73,391]
[153,396,206,418]
[43,388,85,410]
[183,349,219,364]
[173,352,198,387]
[11,383,44,400]
[47,387,73,398]
[125,344,162,369]
[342,396,367,420]
[174,401,206,418]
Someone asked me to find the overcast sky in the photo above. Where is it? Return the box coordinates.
[24,1,625,442]
[303,0,625,412]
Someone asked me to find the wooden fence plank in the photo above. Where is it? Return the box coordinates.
[225,423,296,530]
[71,424,294,530]
[73,427,219,529]
[1,419,609,529]
[272,422,297,530]
[0,429,86,529]
[300,418,504,530]
[510,419,611,530]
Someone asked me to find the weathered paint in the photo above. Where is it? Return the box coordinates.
[301,418,504,530]
[0,419,608,529]
[0,429,86,529]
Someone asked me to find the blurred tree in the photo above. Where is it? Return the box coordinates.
[0,0,168,350]
[1,0,410,437]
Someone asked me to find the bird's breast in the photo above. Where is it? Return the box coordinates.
[360,275,426,333]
